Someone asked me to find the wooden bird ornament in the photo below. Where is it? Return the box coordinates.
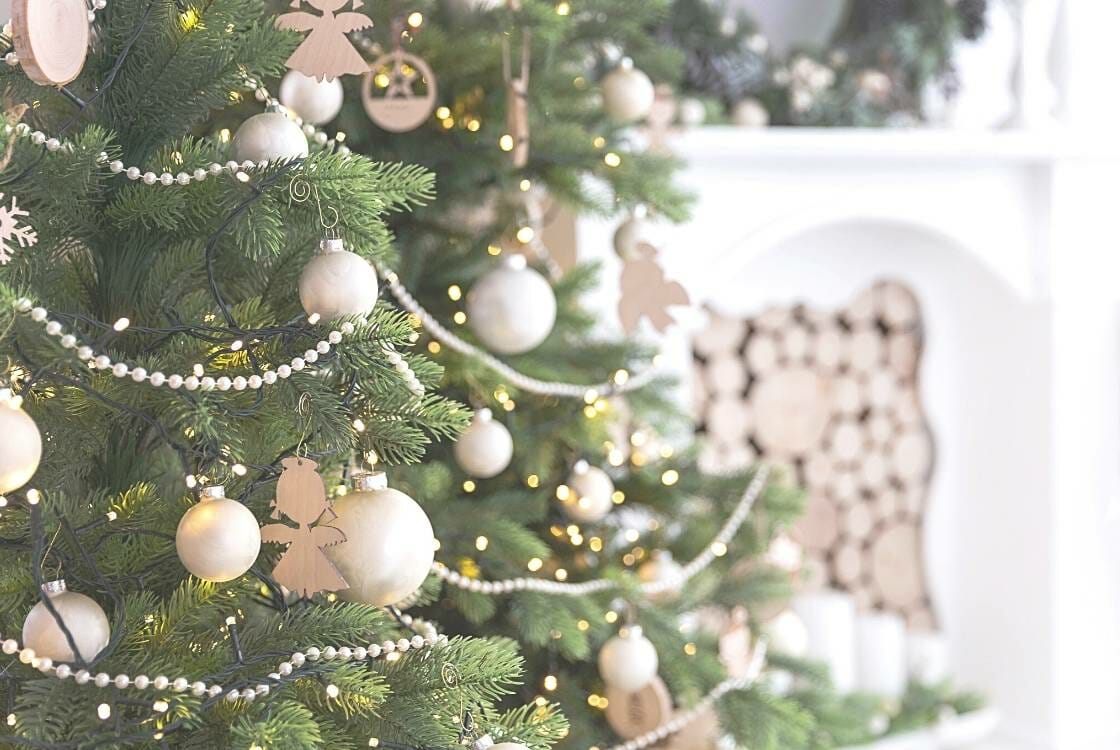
[276,0,372,81]
[618,242,690,334]
[260,457,349,598]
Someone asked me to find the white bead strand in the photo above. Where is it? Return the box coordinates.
[431,466,770,598]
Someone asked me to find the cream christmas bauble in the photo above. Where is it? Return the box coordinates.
[326,472,435,606]
[22,580,110,663]
[176,486,262,583]
[732,98,771,128]
[466,255,556,355]
[601,58,656,124]
[0,390,42,494]
[299,238,379,320]
[560,461,615,523]
[599,625,659,692]
[638,550,684,603]
[453,409,513,479]
[766,610,809,658]
[280,71,345,126]
[230,111,309,164]
[678,96,707,127]
[612,213,654,259]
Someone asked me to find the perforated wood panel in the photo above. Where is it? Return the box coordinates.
[693,280,936,628]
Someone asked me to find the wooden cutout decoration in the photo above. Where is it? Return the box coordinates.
[604,676,673,740]
[645,84,677,154]
[12,0,90,86]
[718,606,755,678]
[362,48,438,132]
[276,0,372,82]
[502,32,531,168]
[260,457,349,598]
[619,242,690,333]
[693,280,937,628]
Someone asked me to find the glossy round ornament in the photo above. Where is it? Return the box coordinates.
[638,550,684,603]
[230,111,309,164]
[299,238,379,320]
[612,212,655,259]
[0,389,42,494]
[326,472,435,606]
[22,580,110,663]
[601,58,656,124]
[280,71,345,125]
[732,98,771,128]
[560,461,615,523]
[176,486,262,583]
[453,409,513,479]
[598,625,659,692]
[472,737,529,750]
[466,255,557,355]
[678,96,707,127]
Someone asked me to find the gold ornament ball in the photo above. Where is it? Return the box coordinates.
[0,391,42,494]
[327,472,435,606]
[22,581,110,663]
[176,487,262,583]
[602,58,656,124]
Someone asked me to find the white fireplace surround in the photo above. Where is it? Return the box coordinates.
[576,121,1120,749]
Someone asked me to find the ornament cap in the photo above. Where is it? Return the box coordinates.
[500,253,528,271]
[475,408,493,422]
[618,56,635,71]
[472,736,495,750]
[620,624,644,639]
[351,471,388,492]
[41,579,67,596]
[320,238,346,255]
[200,485,227,501]
[573,459,590,474]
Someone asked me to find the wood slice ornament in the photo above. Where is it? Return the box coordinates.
[276,0,372,81]
[259,457,349,598]
[604,675,673,740]
[362,48,438,132]
[11,0,90,86]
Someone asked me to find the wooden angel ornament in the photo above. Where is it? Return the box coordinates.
[276,0,372,81]
[618,242,690,334]
[260,457,349,598]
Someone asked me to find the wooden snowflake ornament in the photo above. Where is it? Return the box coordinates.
[276,0,372,81]
[0,193,37,265]
[260,457,349,598]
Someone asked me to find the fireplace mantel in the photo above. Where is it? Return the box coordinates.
[575,126,1120,750]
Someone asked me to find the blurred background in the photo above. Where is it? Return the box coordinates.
[564,1,1120,749]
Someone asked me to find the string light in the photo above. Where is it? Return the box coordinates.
[527,558,543,572]
[604,152,621,167]
[475,536,489,551]
[97,704,111,720]
[661,469,680,486]
[499,134,515,151]
[447,284,462,301]
[112,317,130,331]
[407,11,423,27]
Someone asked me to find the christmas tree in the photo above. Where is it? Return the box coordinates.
[0,0,566,747]
[318,1,911,748]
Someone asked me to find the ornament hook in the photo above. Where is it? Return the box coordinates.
[288,175,340,234]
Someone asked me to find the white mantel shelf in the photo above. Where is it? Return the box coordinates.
[668,126,1120,164]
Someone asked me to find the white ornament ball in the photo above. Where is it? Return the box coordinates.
[678,97,707,127]
[299,238,379,320]
[22,581,110,663]
[612,214,654,259]
[602,58,656,124]
[453,409,513,479]
[0,391,42,494]
[598,626,659,692]
[732,98,771,128]
[766,610,810,658]
[466,255,556,355]
[327,472,435,606]
[637,550,684,603]
[176,486,262,583]
[279,71,345,126]
[490,745,530,750]
[561,461,615,523]
[230,111,309,164]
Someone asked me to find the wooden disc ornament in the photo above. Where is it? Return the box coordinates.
[259,457,349,599]
[11,0,90,85]
[604,675,673,740]
[362,48,438,132]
